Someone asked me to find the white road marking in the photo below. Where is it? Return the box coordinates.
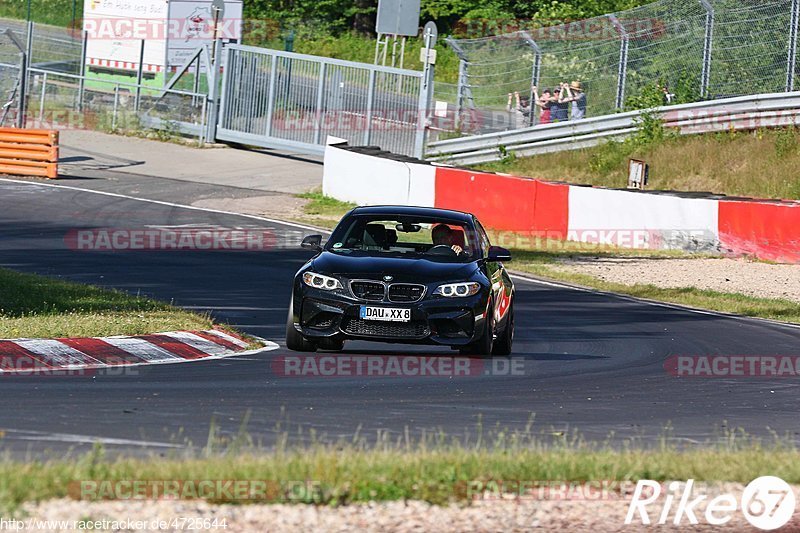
[509,272,800,331]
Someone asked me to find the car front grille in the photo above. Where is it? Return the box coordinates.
[342,317,430,339]
[350,281,385,301]
[388,283,425,303]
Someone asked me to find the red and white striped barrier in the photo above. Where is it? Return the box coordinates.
[322,143,800,263]
[0,329,275,374]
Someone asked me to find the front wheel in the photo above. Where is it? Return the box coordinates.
[492,300,514,356]
[285,296,317,352]
[460,301,495,357]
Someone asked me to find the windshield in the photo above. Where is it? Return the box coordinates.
[326,215,478,262]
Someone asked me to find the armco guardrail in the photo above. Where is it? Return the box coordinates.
[0,127,59,179]
[426,92,800,165]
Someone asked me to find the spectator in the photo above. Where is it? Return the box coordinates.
[532,86,553,125]
[506,91,531,129]
[551,83,570,123]
[661,84,675,105]
[562,81,587,120]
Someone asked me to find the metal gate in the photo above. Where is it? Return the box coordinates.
[0,24,27,127]
[217,45,430,158]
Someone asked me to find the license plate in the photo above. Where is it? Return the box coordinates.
[360,306,411,322]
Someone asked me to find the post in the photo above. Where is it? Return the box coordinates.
[216,45,232,131]
[700,0,714,99]
[77,30,87,112]
[313,62,326,145]
[15,23,33,128]
[455,59,467,130]
[446,37,469,132]
[787,0,800,92]
[363,69,376,145]
[609,15,629,110]
[413,23,437,159]
[134,40,145,113]
[205,38,222,142]
[521,31,541,126]
[264,54,278,136]
[38,71,47,125]
[112,83,119,130]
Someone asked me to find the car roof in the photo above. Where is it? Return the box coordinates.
[349,205,474,223]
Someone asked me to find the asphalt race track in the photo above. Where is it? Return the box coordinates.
[1,178,799,456]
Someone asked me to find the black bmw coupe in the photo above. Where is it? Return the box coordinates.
[286,206,514,356]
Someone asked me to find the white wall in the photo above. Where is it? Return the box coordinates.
[323,144,435,206]
[568,186,720,251]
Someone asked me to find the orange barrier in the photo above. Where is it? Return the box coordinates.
[0,127,59,179]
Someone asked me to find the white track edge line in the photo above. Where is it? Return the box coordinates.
[509,272,800,331]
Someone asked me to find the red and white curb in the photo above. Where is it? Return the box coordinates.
[0,329,278,374]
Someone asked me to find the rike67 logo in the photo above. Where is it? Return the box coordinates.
[626,477,796,530]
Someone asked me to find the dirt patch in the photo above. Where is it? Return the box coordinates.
[18,482,800,531]
[552,257,800,303]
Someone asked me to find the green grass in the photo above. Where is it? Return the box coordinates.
[294,190,355,229]
[0,423,797,511]
[0,267,213,338]
[480,127,800,200]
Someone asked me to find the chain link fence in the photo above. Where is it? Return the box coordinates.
[446,0,800,134]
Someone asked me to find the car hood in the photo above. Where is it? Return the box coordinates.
[311,251,478,283]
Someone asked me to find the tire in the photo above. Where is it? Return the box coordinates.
[285,296,317,352]
[460,300,495,357]
[492,299,514,356]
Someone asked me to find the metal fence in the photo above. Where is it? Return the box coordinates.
[2,18,435,158]
[427,90,800,165]
[217,44,431,157]
[447,0,800,134]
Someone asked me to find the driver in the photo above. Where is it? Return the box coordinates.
[431,224,464,255]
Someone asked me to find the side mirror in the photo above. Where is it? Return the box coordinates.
[301,234,323,251]
[487,246,512,262]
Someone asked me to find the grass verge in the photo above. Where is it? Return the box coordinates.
[1,425,798,511]
[480,127,800,200]
[293,190,355,230]
[0,267,213,338]
[511,252,800,324]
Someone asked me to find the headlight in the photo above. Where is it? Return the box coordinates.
[302,272,342,290]
[433,282,481,298]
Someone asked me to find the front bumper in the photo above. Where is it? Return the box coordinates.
[292,285,488,346]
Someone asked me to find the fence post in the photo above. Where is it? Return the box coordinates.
[787,0,800,92]
[77,30,87,111]
[445,37,469,132]
[313,62,327,145]
[363,69,376,145]
[608,14,629,110]
[521,31,541,126]
[16,21,34,128]
[205,38,222,143]
[264,54,278,137]
[134,40,145,113]
[413,23,437,159]
[38,71,47,125]
[700,0,714,98]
